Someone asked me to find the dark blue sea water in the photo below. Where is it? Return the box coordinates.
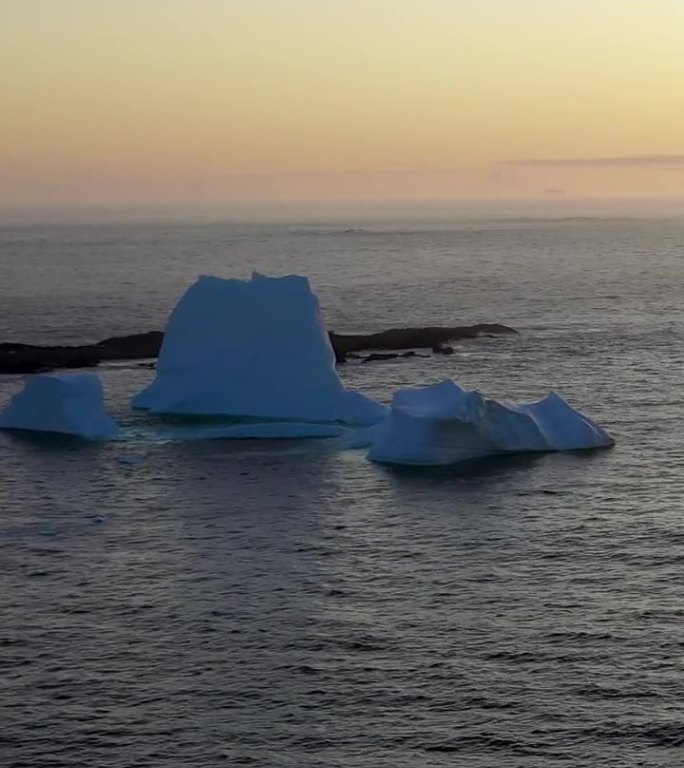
[1,204,684,767]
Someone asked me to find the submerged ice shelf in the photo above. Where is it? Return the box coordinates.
[133,273,387,425]
[116,419,350,443]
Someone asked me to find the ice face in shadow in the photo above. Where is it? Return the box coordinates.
[132,273,387,425]
[0,373,118,439]
[366,380,613,466]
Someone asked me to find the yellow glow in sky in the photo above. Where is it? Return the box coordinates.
[2,0,684,204]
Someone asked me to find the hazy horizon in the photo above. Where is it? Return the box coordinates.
[2,195,683,228]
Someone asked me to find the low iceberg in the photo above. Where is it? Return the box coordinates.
[366,380,613,466]
[0,373,118,439]
[133,273,387,425]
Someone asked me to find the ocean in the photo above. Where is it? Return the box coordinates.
[1,201,683,767]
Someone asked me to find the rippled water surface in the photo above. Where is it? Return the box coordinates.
[2,206,684,767]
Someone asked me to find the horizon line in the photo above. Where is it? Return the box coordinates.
[503,154,684,168]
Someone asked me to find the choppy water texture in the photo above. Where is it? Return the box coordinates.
[1,205,684,767]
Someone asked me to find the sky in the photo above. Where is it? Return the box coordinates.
[2,0,684,205]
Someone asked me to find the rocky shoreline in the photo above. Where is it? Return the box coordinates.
[0,324,516,374]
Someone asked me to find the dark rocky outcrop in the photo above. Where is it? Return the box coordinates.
[329,324,516,362]
[358,350,433,365]
[0,325,515,374]
[361,352,402,364]
[96,331,164,359]
[0,332,163,375]
[0,344,102,375]
[432,344,454,355]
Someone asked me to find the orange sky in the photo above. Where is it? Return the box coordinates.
[3,0,684,204]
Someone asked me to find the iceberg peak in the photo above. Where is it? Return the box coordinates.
[133,273,387,425]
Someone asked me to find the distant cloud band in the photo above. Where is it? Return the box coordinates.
[503,154,684,167]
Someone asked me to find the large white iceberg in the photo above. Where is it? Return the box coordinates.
[133,273,387,425]
[0,373,118,439]
[366,380,613,465]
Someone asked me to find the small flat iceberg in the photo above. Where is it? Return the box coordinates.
[366,380,613,466]
[133,273,386,425]
[0,373,118,439]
